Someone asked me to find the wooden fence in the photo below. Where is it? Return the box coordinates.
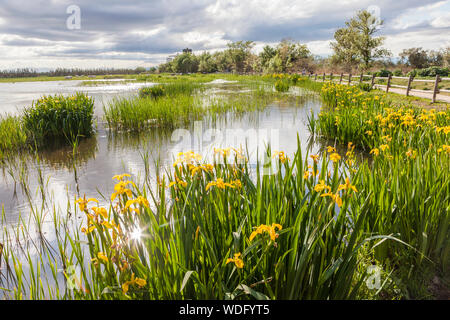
[308,73,450,103]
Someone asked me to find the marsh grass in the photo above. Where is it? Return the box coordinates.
[1,73,448,300]
[23,93,95,146]
[104,80,314,132]
[0,115,28,159]
[308,82,450,287]
[0,141,403,300]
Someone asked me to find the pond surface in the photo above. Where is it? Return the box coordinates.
[0,79,148,116]
[0,80,324,229]
[0,79,331,297]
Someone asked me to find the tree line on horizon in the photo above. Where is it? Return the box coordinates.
[1,10,449,79]
[158,10,450,76]
[0,67,151,79]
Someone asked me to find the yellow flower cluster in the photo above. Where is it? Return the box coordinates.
[206,178,241,191]
[122,273,147,294]
[272,150,290,163]
[313,177,357,208]
[173,151,202,167]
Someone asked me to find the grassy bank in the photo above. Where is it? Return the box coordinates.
[308,82,450,297]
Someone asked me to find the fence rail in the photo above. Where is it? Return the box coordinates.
[308,72,449,103]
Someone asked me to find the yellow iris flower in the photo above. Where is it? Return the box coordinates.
[249,223,282,242]
[226,253,244,269]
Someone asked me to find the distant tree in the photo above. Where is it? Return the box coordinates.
[444,47,450,67]
[399,47,430,69]
[213,51,231,72]
[331,27,360,72]
[277,39,311,72]
[259,45,277,71]
[428,50,444,67]
[267,53,284,73]
[158,62,172,73]
[198,52,217,73]
[225,41,255,73]
[331,10,390,71]
[171,52,199,73]
[259,40,311,73]
[134,67,146,73]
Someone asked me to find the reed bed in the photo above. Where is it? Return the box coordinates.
[1,142,402,300]
[308,82,450,293]
[23,93,94,145]
[0,115,28,159]
[103,80,314,132]
[1,74,448,300]
[0,93,95,160]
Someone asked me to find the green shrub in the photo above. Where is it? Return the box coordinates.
[408,67,449,78]
[417,67,449,77]
[393,69,403,77]
[407,69,417,77]
[375,69,392,77]
[23,93,94,145]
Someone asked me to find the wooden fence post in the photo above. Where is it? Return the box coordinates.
[371,74,375,89]
[348,73,352,85]
[386,74,392,93]
[359,73,363,83]
[406,75,413,96]
[339,73,343,84]
[432,75,440,103]
[323,73,326,82]
[330,73,333,82]
[315,74,317,81]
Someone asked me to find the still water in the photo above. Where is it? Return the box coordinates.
[0,79,331,297]
[0,79,324,228]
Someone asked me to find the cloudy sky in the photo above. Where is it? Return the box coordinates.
[0,0,449,70]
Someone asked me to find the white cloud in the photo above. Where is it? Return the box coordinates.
[0,0,448,68]
[384,29,450,56]
[430,13,450,27]
[305,39,333,56]
[389,0,450,30]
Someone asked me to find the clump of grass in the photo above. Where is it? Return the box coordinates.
[138,85,165,98]
[274,80,290,92]
[22,93,94,146]
[0,115,28,158]
[138,81,203,99]
[104,94,202,131]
